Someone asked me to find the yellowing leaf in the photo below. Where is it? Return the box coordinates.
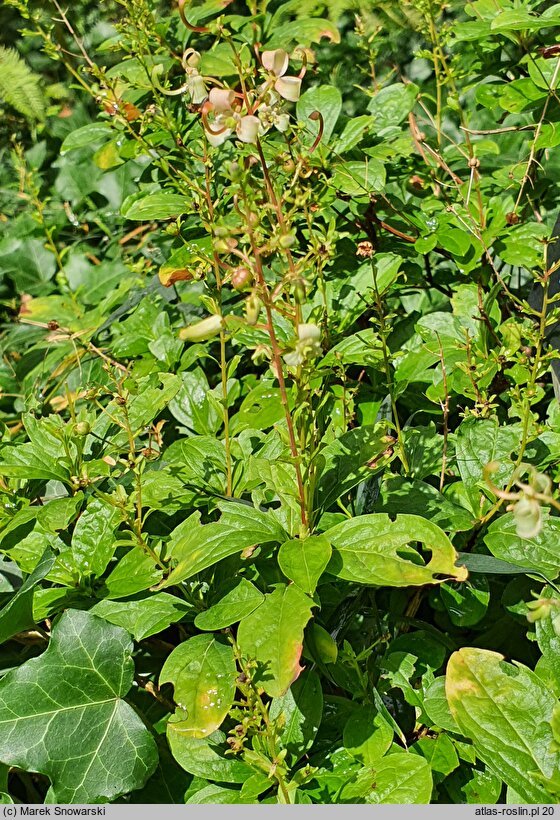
[446,647,560,803]
[160,634,236,739]
[324,514,467,586]
[237,584,315,697]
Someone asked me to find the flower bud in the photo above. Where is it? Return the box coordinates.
[245,294,261,325]
[279,233,296,248]
[73,421,91,437]
[293,280,306,304]
[297,323,321,343]
[231,266,252,290]
[179,314,223,341]
[513,494,542,539]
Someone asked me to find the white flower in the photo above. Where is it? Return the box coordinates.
[260,48,302,102]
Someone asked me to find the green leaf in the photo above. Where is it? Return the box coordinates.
[484,511,560,579]
[121,191,191,220]
[161,634,237,739]
[278,535,331,594]
[343,705,393,765]
[157,504,285,589]
[71,498,121,578]
[339,754,433,803]
[324,514,468,586]
[0,548,55,644]
[412,734,459,777]
[61,123,112,153]
[194,579,264,631]
[330,159,386,196]
[367,82,418,129]
[168,370,221,435]
[269,670,323,763]
[167,730,252,783]
[314,424,392,513]
[102,548,164,599]
[265,18,340,49]
[296,85,342,145]
[0,609,157,802]
[0,441,71,483]
[446,647,560,803]
[90,592,191,641]
[237,584,315,697]
[534,587,560,691]
[455,418,521,489]
[440,576,490,627]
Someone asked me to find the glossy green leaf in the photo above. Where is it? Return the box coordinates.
[296,85,342,145]
[339,754,433,803]
[167,729,252,783]
[278,535,331,594]
[121,191,191,220]
[194,578,264,630]
[157,504,285,589]
[485,511,560,579]
[102,547,164,599]
[324,514,468,586]
[71,498,121,577]
[269,670,323,763]
[343,705,393,765]
[367,82,418,128]
[91,592,191,640]
[330,159,386,196]
[237,584,315,697]
[446,647,560,803]
[314,424,392,513]
[160,634,236,738]
[0,609,158,802]
[0,547,55,644]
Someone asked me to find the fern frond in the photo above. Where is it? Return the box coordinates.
[0,46,45,121]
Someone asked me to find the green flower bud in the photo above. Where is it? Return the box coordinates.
[513,494,542,539]
[245,294,261,326]
[73,421,91,437]
[179,314,223,341]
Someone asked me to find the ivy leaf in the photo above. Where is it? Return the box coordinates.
[161,634,237,739]
[0,609,158,802]
[446,647,560,803]
[237,584,315,697]
[324,514,468,586]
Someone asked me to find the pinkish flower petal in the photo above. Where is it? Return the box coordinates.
[261,48,289,77]
[236,115,260,144]
[208,87,236,113]
[274,76,301,102]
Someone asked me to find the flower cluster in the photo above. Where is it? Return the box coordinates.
[199,49,303,147]
[284,323,322,367]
